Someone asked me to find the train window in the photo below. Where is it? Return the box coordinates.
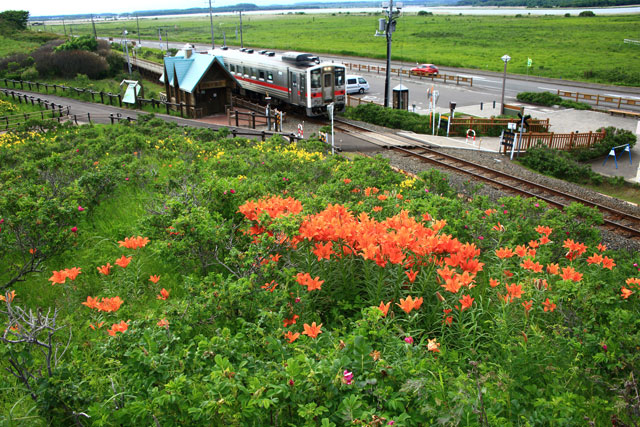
[259,70,265,80]
[292,73,297,86]
[267,72,273,81]
[251,68,257,78]
[335,68,345,86]
[229,64,235,72]
[324,73,332,87]
[243,66,249,76]
[300,75,306,95]
[311,69,321,89]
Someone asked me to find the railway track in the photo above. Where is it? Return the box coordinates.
[332,118,640,240]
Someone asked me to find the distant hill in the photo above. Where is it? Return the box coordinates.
[455,0,637,6]
[31,0,457,20]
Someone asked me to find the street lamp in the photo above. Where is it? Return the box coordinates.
[327,103,335,155]
[500,54,511,115]
[375,0,403,108]
[208,0,215,49]
[123,30,132,75]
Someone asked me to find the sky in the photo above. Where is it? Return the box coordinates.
[2,0,300,17]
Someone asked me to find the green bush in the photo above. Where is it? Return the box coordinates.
[519,145,603,185]
[343,103,436,134]
[54,35,98,52]
[517,91,591,110]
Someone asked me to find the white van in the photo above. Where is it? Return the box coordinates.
[346,75,370,94]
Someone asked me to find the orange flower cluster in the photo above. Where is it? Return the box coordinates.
[563,239,587,261]
[108,320,129,336]
[622,277,640,299]
[586,253,616,270]
[396,295,423,314]
[97,263,112,276]
[437,266,476,294]
[0,290,16,303]
[48,267,82,285]
[157,288,170,300]
[238,195,303,222]
[115,255,132,268]
[295,272,324,291]
[298,205,473,270]
[81,296,124,312]
[561,266,583,282]
[118,236,150,250]
[157,318,170,329]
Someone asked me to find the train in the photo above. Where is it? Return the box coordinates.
[206,47,347,116]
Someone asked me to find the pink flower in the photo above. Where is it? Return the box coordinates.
[478,236,484,240]
[534,203,539,207]
[425,189,429,193]
[602,344,608,352]
[343,370,354,385]
[503,210,508,214]
[288,379,294,386]
[388,422,395,426]
[404,336,414,344]
[295,297,301,303]
[230,189,236,194]
[71,226,78,233]
[78,206,85,211]
[125,177,129,181]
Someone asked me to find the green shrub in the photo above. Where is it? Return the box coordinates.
[517,91,591,110]
[520,145,603,185]
[343,103,437,134]
[579,10,596,17]
[54,35,98,52]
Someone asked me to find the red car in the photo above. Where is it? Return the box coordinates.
[411,64,439,76]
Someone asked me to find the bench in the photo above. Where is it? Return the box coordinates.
[609,109,640,118]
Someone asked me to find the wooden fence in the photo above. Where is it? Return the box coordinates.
[450,117,550,134]
[0,90,70,129]
[557,89,640,110]
[343,62,473,87]
[514,129,607,152]
[1,79,193,118]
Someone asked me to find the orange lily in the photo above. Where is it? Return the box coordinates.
[405,269,419,283]
[149,275,161,284]
[397,296,419,314]
[602,256,616,270]
[377,301,391,317]
[621,287,633,299]
[157,318,170,329]
[107,320,129,336]
[302,322,322,339]
[64,267,82,280]
[283,314,299,327]
[115,255,132,268]
[284,331,300,343]
[313,242,334,261]
[157,288,170,300]
[427,338,441,353]
[81,296,100,310]
[542,298,556,312]
[48,270,67,285]
[0,290,16,303]
[459,294,474,311]
[97,263,112,276]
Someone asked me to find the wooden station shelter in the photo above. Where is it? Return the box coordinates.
[160,46,236,118]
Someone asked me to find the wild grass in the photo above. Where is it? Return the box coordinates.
[43,13,640,85]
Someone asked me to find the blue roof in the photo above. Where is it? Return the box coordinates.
[161,53,228,94]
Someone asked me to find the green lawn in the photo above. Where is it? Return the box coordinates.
[44,13,640,85]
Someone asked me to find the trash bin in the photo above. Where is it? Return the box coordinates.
[392,84,409,110]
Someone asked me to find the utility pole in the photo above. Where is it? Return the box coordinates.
[136,14,141,46]
[239,10,243,48]
[209,0,215,49]
[91,14,97,39]
[500,54,511,115]
[62,19,67,36]
[165,29,169,51]
[376,0,402,108]
[123,29,132,75]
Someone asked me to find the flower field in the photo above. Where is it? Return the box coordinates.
[1,117,639,425]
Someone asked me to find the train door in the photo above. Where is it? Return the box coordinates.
[322,68,334,102]
[299,74,306,107]
[289,70,299,105]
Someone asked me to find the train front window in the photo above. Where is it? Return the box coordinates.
[324,73,332,87]
[311,69,321,89]
[335,68,345,86]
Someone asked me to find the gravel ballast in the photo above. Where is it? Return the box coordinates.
[372,147,640,252]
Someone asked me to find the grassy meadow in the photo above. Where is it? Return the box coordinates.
[43,13,640,85]
[1,118,640,425]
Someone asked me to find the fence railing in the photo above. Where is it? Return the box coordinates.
[504,129,607,153]
[557,89,640,110]
[0,90,71,129]
[450,117,550,134]
[343,62,473,87]
[1,79,196,118]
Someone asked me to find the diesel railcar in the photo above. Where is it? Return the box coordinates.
[208,47,346,116]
